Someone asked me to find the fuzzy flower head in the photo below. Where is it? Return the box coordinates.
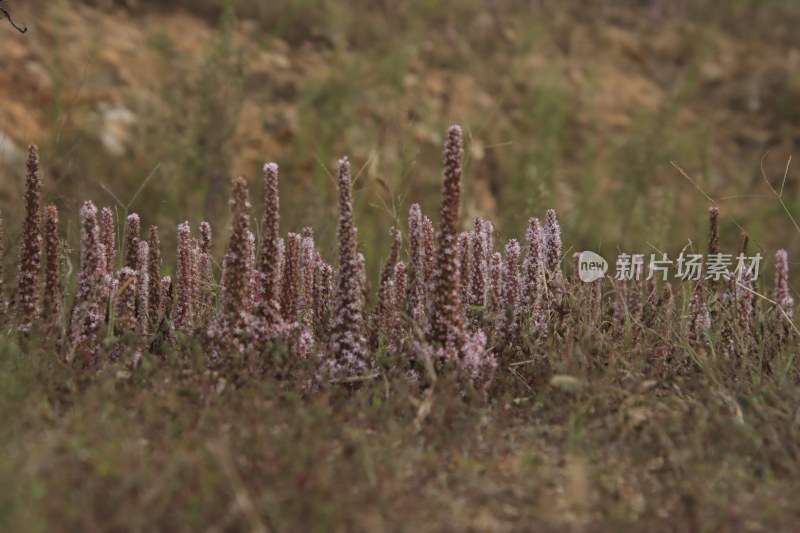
[75,202,102,304]
[200,221,212,256]
[459,330,495,393]
[124,213,141,270]
[544,209,562,275]
[774,249,792,308]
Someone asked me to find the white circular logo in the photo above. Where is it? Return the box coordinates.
[578,251,608,283]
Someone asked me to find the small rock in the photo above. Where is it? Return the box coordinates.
[25,61,53,92]
[0,132,25,169]
[626,407,650,429]
[95,103,138,157]
[550,375,583,392]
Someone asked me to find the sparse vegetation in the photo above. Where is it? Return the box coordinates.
[2,1,800,531]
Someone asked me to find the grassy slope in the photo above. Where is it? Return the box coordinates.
[2,2,800,532]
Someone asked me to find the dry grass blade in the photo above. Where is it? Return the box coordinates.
[208,441,272,533]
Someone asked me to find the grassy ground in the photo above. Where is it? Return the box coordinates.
[0,331,798,532]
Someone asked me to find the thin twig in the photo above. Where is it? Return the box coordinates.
[1,1,27,34]
[329,372,380,384]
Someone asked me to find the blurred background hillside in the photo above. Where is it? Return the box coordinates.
[2,0,800,281]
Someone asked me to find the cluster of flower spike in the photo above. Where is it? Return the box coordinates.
[0,134,796,386]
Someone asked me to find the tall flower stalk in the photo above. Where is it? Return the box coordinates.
[328,157,367,375]
[497,239,521,337]
[522,217,546,331]
[407,203,427,325]
[391,261,407,348]
[458,232,471,307]
[213,177,253,344]
[115,267,138,335]
[314,259,334,339]
[68,202,106,364]
[281,232,301,323]
[196,222,215,323]
[687,279,711,346]
[429,125,465,347]
[136,240,150,333]
[42,204,62,327]
[124,214,141,270]
[100,207,116,276]
[301,229,316,329]
[174,222,195,331]
[147,226,162,332]
[376,227,401,346]
[259,163,282,320]
[469,218,487,309]
[771,249,794,351]
[15,144,43,333]
[544,209,564,306]
[245,231,257,311]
